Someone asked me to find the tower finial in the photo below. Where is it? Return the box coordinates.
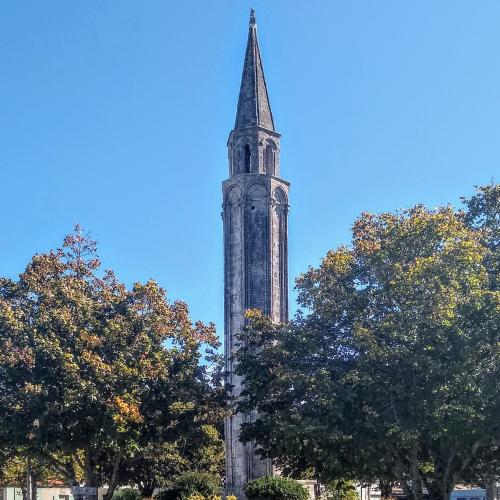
[249,8,256,26]
[234,7,274,131]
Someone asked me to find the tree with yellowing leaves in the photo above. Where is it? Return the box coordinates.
[0,227,223,500]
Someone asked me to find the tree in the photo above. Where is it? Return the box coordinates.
[120,424,225,498]
[120,442,186,499]
[236,188,500,500]
[325,479,359,500]
[461,443,500,500]
[0,446,63,500]
[463,183,499,290]
[461,184,500,500]
[0,226,222,500]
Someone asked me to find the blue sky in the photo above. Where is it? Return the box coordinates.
[1,1,498,336]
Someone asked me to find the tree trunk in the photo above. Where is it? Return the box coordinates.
[379,480,393,499]
[410,447,423,500]
[485,475,498,500]
[425,475,454,500]
[394,462,412,500]
[102,452,123,500]
[31,477,37,500]
[138,483,155,499]
[84,450,98,500]
[431,458,460,500]
[139,490,154,499]
[84,449,97,489]
[26,457,31,500]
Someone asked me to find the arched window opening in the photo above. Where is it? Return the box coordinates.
[244,145,251,173]
[265,145,275,175]
[274,186,287,205]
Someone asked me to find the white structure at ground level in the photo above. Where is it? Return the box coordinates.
[0,487,108,500]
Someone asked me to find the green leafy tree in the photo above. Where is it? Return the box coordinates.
[325,479,358,500]
[463,443,500,500]
[463,183,499,293]
[460,184,500,500]
[121,442,187,499]
[0,447,63,500]
[120,423,225,498]
[0,453,30,495]
[236,187,500,500]
[0,226,221,500]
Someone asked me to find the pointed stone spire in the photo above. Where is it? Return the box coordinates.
[234,9,275,131]
[224,12,288,497]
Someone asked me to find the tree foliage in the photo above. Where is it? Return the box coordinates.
[155,472,222,500]
[120,423,224,497]
[0,226,223,499]
[0,445,64,500]
[112,489,141,500]
[236,186,500,500]
[325,479,358,500]
[244,476,308,500]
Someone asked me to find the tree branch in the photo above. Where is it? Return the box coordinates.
[72,452,84,472]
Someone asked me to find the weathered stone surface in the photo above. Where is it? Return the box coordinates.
[223,9,289,500]
[234,9,274,132]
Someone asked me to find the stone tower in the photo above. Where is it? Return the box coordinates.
[223,9,289,499]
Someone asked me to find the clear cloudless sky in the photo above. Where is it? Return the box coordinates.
[1,1,499,336]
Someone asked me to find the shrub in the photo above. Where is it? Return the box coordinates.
[326,479,358,500]
[156,472,222,500]
[186,496,222,500]
[244,476,308,500]
[112,489,142,500]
